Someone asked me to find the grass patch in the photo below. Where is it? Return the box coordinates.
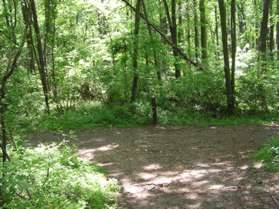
[18,103,279,133]
[1,141,119,209]
[159,108,279,127]
[26,103,149,131]
[254,137,279,171]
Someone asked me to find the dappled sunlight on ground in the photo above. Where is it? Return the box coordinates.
[30,125,279,208]
[78,143,119,160]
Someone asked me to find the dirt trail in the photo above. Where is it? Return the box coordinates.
[31,125,279,209]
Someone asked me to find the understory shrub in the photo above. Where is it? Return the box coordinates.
[0,142,119,209]
[254,137,279,171]
[36,103,149,130]
[237,63,279,111]
[158,69,226,113]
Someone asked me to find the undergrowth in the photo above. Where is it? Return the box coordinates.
[16,102,279,133]
[254,137,279,171]
[0,141,119,209]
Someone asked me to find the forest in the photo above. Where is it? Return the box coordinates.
[0,0,279,208]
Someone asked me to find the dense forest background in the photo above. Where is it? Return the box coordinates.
[1,0,279,208]
[1,0,279,154]
[1,0,279,158]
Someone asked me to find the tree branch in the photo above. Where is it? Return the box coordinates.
[120,0,203,69]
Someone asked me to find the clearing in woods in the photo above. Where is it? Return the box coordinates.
[30,125,279,209]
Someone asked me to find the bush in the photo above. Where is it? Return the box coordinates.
[237,63,279,112]
[158,69,226,113]
[36,103,149,131]
[254,137,279,171]
[1,142,119,209]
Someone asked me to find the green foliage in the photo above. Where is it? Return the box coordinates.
[3,1,279,208]
[2,0,279,133]
[237,62,279,111]
[159,108,279,126]
[159,68,226,113]
[5,69,45,134]
[254,137,279,171]
[1,142,119,209]
[36,103,149,131]
[18,102,279,133]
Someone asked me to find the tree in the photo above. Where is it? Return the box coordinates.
[193,0,200,60]
[218,0,235,114]
[130,0,141,103]
[162,0,181,78]
[257,0,272,110]
[258,0,272,55]
[0,1,26,206]
[21,0,50,112]
[269,0,275,55]
[44,0,58,99]
[1,0,26,163]
[277,0,279,57]
[231,0,237,109]
[200,0,208,64]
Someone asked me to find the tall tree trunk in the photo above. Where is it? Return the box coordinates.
[130,0,141,103]
[231,0,237,110]
[200,0,208,65]
[0,0,26,201]
[218,0,234,114]
[253,0,260,48]
[178,0,183,43]
[276,0,279,58]
[44,0,58,99]
[193,0,200,60]
[215,3,219,52]
[258,0,272,111]
[21,0,36,73]
[162,0,181,78]
[29,0,50,112]
[159,1,168,78]
[0,8,26,163]
[171,0,181,78]
[186,2,192,61]
[258,0,271,54]
[269,0,275,57]
[0,26,26,209]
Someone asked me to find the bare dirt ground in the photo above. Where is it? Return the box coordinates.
[30,125,279,209]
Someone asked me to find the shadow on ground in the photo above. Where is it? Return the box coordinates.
[30,125,279,209]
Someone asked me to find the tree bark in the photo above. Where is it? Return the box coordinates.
[193,0,200,60]
[186,2,191,60]
[218,0,234,114]
[215,4,219,52]
[258,0,271,54]
[277,0,279,58]
[231,0,237,110]
[0,29,26,163]
[269,0,275,57]
[44,0,58,98]
[28,0,50,112]
[162,0,181,78]
[151,96,158,124]
[200,0,208,64]
[258,0,272,111]
[130,0,141,103]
